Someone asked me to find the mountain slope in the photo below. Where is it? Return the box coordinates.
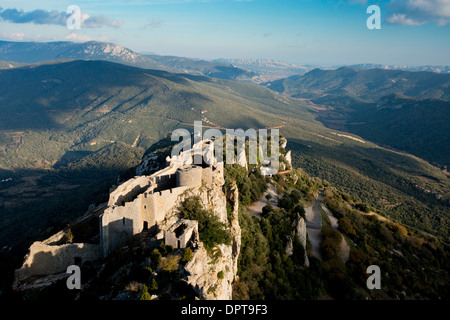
[352,63,450,74]
[0,60,26,69]
[0,59,448,269]
[265,67,450,167]
[145,54,258,81]
[0,40,169,71]
[265,67,450,100]
[0,59,309,169]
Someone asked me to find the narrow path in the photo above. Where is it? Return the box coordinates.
[320,202,350,263]
[247,182,279,217]
[305,190,350,263]
[305,190,324,260]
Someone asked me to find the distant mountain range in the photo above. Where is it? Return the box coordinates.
[1,40,449,84]
[0,60,26,69]
[351,63,450,74]
[265,67,450,167]
[0,41,259,82]
[213,58,320,82]
[0,40,168,71]
[265,66,450,100]
[144,54,257,81]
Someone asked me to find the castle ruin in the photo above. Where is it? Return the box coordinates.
[14,139,225,290]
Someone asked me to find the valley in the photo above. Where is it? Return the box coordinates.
[0,41,448,302]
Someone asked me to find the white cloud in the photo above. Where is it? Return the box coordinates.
[0,32,25,40]
[386,13,425,25]
[0,7,123,28]
[65,32,109,42]
[0,31,54,42]
[387,0,450,25]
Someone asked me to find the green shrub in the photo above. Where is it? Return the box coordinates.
[140,285,151,300]
[159,255,180,273]
[165,245,174,255]
[217,271,224,279]
[182,247,193,263]
[179,197,231,250]
[149,278,158,292]
[150,249,162,267]
[338,217,356,236]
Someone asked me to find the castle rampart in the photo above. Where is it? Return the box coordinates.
[14,140,225,284]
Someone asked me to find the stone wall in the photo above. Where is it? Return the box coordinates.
[14,139,237,298]
[100,198,141,257]
[165,220,199,249]
[141,187,190,231]
[15,242,100,281]
[176,165,203,188]
[108,176,151,207]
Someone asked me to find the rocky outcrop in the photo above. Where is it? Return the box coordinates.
[294,215,309,267]
[228,182,241,278]
[136,152,160,176]
[237,149,248,169]
[280,137,287,149]
[285,236,293,256]
[185,243,235,300]
[183,182,240,300]
[285,150,292,168]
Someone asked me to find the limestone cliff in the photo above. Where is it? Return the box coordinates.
[13,139,242,300]
[294,215,309,267]
[180,181,241,300]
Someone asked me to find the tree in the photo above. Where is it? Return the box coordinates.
[66,229,74,243]
[338,217,356,236]
[182,247,193,263]
[278,193,296,211]
[293,205,306,220]
[290,189,302,204]
[140,285,151,300]
[149,278,158,292]
[151,249,162,267]
[265,194,272,203]
[262,204,273,217]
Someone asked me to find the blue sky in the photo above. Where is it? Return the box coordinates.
[0,0,449,65]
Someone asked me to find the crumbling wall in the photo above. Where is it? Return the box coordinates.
[141,186,190,230]
[108,176,151,207]
[15,242,100,281]
[165,220,199,249]
[14,139,234,294]
[100,198,141,257]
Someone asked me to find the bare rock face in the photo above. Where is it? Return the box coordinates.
[280,137,288,149]
[237,149,248,170]
[228,182,241,278]
[185,243,235,300]
[285,150,292,168]
[182,181,241,300]
[285,236,294,256]
[295,215,309,267]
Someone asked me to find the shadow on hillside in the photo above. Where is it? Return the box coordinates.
[53,151,94,169]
